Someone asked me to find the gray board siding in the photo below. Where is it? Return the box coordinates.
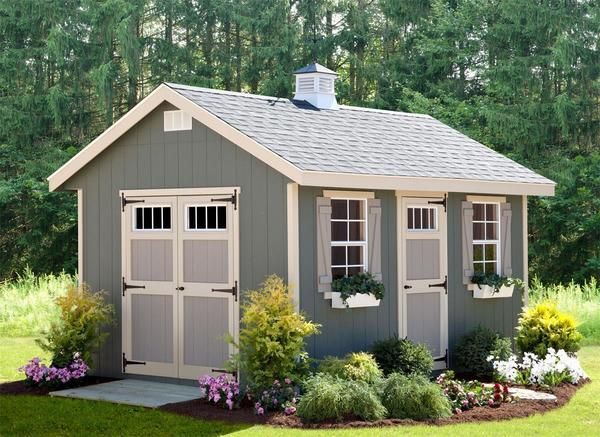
[447,193,524,366]
[299,188,523,365]
[63,102,289,377]
[298,187,399,358]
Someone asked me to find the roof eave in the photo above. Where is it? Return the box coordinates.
[299,171,555,197]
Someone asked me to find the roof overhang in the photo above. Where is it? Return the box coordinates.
[48,84,555,197]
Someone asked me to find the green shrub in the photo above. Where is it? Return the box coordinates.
[516,301,582,356]
[36,284,114,368]
[528,277,600,345]
[317,356,346,378]
[342,352,382,384]
[297,374,387,422]
[370,336,433,376]
[317,352,382,384]
[381,373,452,420]
[455,326,512,379]
[230,275,320,389]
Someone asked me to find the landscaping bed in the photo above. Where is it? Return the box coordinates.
[0,376,117,397]
[159,380,586,428]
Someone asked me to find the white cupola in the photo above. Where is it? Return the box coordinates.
[293,62,339,110]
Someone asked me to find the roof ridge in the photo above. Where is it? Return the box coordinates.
[165,82,284,102]
[339,104,432,119]
[166,82,432,118]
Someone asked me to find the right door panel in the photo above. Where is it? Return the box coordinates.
[401,197,448,368]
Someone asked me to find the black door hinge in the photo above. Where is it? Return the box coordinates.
[428,194,447,212]
[123,353,146,372]
[434,349,449,368]
[212,280,238,302]
[211,189,238,210]
[122,277,146,296]
[121,193,145,212]
[211,368,238,380]
[429,275,448,294]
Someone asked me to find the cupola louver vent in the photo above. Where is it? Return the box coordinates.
[293,62,339,110]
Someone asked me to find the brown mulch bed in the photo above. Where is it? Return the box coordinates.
[0,376,117,397]
[159,380,588,428]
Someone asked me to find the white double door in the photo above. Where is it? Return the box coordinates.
[121,192,238,379]
[400,197,448,369]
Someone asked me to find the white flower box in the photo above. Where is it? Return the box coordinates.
[331,292,381,309]
[470,283,515,299]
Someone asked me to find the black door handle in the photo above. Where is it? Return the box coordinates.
[404,285,412,289]
[176,286,185,291]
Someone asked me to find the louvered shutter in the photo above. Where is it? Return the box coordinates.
[367,198,382,281]
[462,201,474,284]
[500,203,513,277]
[316,197,332,293]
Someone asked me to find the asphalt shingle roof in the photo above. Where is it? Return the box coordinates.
[167,83,553,186]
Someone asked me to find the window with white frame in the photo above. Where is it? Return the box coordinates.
[330,198,367,280]
[134,206,172,231]
[407,206,437,231]
[186,205,227,231]
[472,202,500,275]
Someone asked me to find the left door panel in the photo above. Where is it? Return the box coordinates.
[122,196,179,377]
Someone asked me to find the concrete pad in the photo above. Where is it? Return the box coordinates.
[50,379,201,408]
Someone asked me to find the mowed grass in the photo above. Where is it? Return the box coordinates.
[529,278,600,345]
[0,270,75,337]
[0,339,599,436]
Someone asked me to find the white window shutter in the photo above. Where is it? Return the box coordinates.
[316,197,332,293]
[500,203,513,277]
[367,198,382,281]
[462,201,474,284]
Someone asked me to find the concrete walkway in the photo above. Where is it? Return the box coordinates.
[50,379,201,408]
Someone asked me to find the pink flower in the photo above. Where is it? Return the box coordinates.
[284,405,296,415]
[257,407,264,415]
[226,399,234,410]
[284,378,291,385]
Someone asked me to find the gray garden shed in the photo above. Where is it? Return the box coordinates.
[48,63,555,381]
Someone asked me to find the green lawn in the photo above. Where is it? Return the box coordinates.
[0,338,50,383]
[0,339,598,436]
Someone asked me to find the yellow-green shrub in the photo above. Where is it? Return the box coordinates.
[231,275,320,389]
[317,352,383,384]
[516,301,582,356]
[36,284,114,368]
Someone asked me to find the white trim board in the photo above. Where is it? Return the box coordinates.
[287,183,300,310]
[48,84,555,197]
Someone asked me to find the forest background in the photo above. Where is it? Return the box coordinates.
[1,0,599,284]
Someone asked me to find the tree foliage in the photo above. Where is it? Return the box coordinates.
[0,0,598,282]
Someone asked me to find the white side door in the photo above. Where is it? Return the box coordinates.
[122,196,179,377]
[177,195,238,379]
[401,197,448,369]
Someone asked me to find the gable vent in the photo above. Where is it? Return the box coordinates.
[164,110,192,132]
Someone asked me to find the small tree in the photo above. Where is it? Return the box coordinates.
[230,275,320,389]
[37,284,114,368]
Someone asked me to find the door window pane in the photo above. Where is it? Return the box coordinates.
[186,205,227,231]
[134,206,172,231]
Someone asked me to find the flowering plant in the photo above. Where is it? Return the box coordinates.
[250,378,299,416]
[436,371,515,414]
[19,353,88,386]
[198,374,241,410]
[489,348,587,386]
